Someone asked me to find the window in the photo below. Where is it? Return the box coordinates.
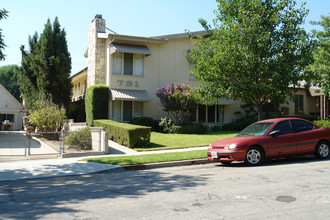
[208,105,215,123]
[112,53,144,76]
[294,95,304,114]
[111,101,144,121]
[217,105,224,123]
[291,120,314,132]
[124,54,133,75]
[112,101,121,121]
[112,53,122,75]
[123,101,133,121]
[271,120,292,135]
[195,105,224,123]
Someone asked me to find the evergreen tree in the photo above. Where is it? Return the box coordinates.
[18,17,72,109]
[0,8,9,60]
[0,65,21,101]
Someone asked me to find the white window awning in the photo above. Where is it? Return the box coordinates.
[110,43,152,55]
[110,89,151,101]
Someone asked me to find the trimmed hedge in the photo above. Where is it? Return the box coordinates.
[94,119,151,148]
[85,84,109,126]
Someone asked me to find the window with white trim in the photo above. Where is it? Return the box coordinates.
[112,53,144,76]
[111,101,144,121]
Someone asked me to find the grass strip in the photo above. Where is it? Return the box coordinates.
[83,150,207,166]
[134,131,237,151]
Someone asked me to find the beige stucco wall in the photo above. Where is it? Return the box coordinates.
[0,84,24,130]
[279,88,320,116]
[104,36,244,124]
[71,69,88,100]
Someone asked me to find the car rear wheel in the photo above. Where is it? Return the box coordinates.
[245,146,264,165]
[315,141,330,159]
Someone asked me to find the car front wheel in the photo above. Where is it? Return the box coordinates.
[245,146,264,165]
[315,141,330,159]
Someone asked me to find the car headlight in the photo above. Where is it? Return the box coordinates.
[228,143,237,150]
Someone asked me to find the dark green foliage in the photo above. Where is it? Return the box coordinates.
[0,8,8,61]
[131,117,162,132]
[65,127,92,151]
[173,123,208,134]
[85,84,109,126]
[294,114,319,122]
[94,119,151,148]
[0,65,21,101]
[306,16,330,97]
[17,17,72,109]
[313,120,330,128]
[221,117,258,131]
[188,0,314,121]
[131,117,154,127]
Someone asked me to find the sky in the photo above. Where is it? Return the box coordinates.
[1,0,329,75]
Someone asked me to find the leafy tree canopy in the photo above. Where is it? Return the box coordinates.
[307,15,330,97]
[18,17,72,110]
[0,65,21,101]
[0,8,9,61]
[188,0,314,120]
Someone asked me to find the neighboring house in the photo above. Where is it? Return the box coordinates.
[71,15,329,124]
[0,83,24,130]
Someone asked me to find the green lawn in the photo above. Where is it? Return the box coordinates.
[84,150,207,165]
[134,131,237,151]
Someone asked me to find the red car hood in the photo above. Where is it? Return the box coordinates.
[211,136,264,148]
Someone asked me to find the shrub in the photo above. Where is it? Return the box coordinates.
[29,100,66,132]
[294,114,318,122]
[156,83,197,125]
[174,123,208,134]
[65,127,92,151]
[313,120,330,128]
[221,117,258,131]
[131,117,154,127]
[159,117,176,133]
[85,84,109,126]
[131,117,161,132]
[211,125,222,131]
[94,119,151,148]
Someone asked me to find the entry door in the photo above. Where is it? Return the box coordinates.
[123,101,132,122]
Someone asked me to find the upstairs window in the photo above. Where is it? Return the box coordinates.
[112,52,144,76]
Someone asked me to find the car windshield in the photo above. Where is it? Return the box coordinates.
[236,122,274,137]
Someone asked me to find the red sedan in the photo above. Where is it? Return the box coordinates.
[207,118,330,165]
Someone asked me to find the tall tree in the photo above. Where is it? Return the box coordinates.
[188,0,314,120]
[307,15,330,97]
[0,65,21,101]
[18,17,72,109]
[0,8,9,60]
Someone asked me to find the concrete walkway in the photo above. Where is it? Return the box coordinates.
[0,139,209,182]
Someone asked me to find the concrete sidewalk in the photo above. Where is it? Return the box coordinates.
[0,139,209,182]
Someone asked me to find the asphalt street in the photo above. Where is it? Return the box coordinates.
[0,157,330,220]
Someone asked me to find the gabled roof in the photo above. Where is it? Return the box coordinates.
[0,83,24,111]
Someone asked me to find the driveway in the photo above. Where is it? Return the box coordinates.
[0,132,58,160]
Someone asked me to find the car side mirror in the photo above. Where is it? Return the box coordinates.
[269,130,280,136]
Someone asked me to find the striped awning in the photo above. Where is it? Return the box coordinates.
[110,43,151,55]
[110,89,151,101]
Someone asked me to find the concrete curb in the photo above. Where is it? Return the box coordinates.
[123,159,216,171]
